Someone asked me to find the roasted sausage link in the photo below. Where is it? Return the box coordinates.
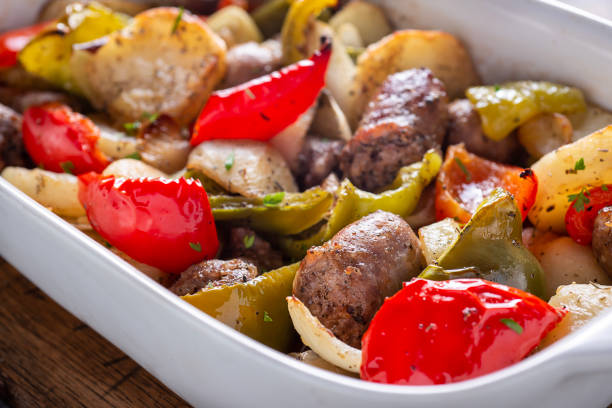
[292,210,425,348]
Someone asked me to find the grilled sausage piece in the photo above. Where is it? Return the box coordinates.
[170,258,258,296]
[593,206,612,278]
[0,103,31,171]
[293,210,425,348]
[222,40,282,88]
[447,99,520,163]
[224,226,284,272]
[340,68,448,192]
[297,136,344,189]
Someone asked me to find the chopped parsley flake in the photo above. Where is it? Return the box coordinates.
[602,184,609,192]
[263,191,285,207]
[494,85,501,92]
[224,152,235,171]
[574,157,585,172]
[263,311,273,322]
[60,161,74,174]
[568,188,590,212]
[171,6,184,34]
[454,157,472,182]
[123,121,141,135]
[124,152,141,160]
[103,240,112,248]
[500,318,523,334]
[141,112,160,122]
[245,88,255,100]
[243,234,255,249]
[189,241,202,252]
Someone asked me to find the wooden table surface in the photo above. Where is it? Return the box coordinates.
[0,258,190,407]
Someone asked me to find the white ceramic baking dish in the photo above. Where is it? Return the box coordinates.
[1,0,612,406]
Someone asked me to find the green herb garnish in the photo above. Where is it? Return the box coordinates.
[189,241,202,252]
[494,85,501,92]
[574,157,585,172]
[263,311,273,322]
[171,6,184,34]
[500,318,523,334]
[243,234,255,249]
[454,157,472,182]
[60,161,74,174]
[602,184,609,192]
[124,152,141,160]
[141,112,160,122]
[123,121,141,135]
[263,191,285,207]
[245,88,255,100]
[103,240,112,249]
[224,152,235,171]
[568,188,590,212]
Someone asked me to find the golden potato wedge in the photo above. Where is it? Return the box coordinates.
[38,0,148,21]
[82,7,226,126]
[517,113,573,159]
[187,140,297,197]
[1,167,85,217]
[206,5,263,48]
[329,0,391,46]
[348,30,480,126]
[540,283,612,348]
[528,126,612,233]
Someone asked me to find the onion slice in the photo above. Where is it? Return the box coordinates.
[287,296,361,373]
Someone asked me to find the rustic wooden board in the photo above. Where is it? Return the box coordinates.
[0,258,190,407]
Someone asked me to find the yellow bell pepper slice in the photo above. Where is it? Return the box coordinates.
[280,0,337,64]
[181,263,299,352]
[280,150,442,258]
[466,81,586,141]
[19,2,129,93]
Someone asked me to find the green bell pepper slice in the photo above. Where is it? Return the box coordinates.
[210,187,333,236]
[19,2,129,93]
[280,150,442,258]
[181,262,299,352]
[466,81,586,141]
[419,188,545,298]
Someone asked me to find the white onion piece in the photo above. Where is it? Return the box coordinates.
[287,296,361,373]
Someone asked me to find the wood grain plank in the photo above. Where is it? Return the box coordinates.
[0,258,190,408]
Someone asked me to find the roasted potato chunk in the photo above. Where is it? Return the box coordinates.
[348,30,480,126]
[81,7,226,126]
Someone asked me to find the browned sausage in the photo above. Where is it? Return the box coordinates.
[0,103,31,171]
[292,210,425,348]
[170,258,258,296]
[223,226,284,272]
[340,68,448,192]
[447,99,520,163]
[592,206,612,278]
[296,136,344,189]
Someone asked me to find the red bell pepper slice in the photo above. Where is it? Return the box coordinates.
[22,103,110,175]
[361,278,565,385]
[435,144,537,223]
[217,0,249,10]
[565,185,612,245]
[191,42,331,146]
[0,21,52,68]
[78,174,219,274]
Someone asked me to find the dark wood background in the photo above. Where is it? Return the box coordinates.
[0,257,190,407]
